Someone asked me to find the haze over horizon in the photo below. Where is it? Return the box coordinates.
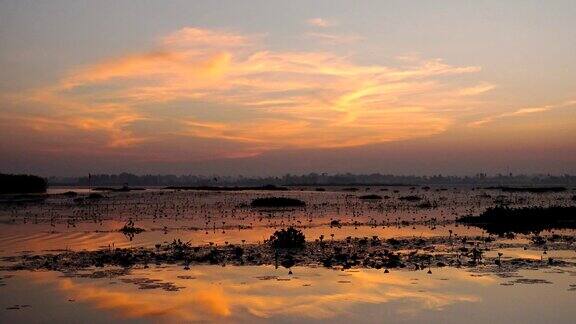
[1,1,575,177]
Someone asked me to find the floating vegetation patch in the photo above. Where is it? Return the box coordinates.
[119,220,145,241]
[485,186,567,193]
[87,193,104,200]
[505,278,553,285]
[93,186,146,192]
[398,195,422,202]
[250,197,306,208]
[417,201,437,209]
[457,206,576,234]
[166,185,287,191]
[119,220,145,234]
[176,275,196,280]
[5,304,31,310]
[358,194,382,200]
[0,194,46,204]
[2,235,573,275]
[62,191,78,197]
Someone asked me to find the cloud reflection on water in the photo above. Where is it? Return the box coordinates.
[28,266,483,322]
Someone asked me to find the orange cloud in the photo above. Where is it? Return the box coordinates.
[305,32,363,44]
[162,27,252,48]
[307,18,336,28]
[469,99,576,127]
[5,26,491,160]
[27,266,481,322]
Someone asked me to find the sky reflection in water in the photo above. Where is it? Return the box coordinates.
[2,265,576,323]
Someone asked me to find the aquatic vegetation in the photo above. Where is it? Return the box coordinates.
[2,186,575,281]
[457,206,576,234]
[358,194,382,200]
[470,247,483,265]
[279,254,296,271]
[531,236,546,245]
[166,185,288,191]
[417,201,436,209]
[3,234,574,277]
[93,186,145,192]
[0,194,46,204]
[68,173,576,188]
[386,238,401,246]
[398,195,422,202]
[250,197,306,208]
[485,186,567,193]
[119,219,145,235]
[87,193,104,199]
[269,227,306,248]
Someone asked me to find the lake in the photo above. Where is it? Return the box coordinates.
[1,186,575,323]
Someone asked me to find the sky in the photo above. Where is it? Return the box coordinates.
[1,0,575,176]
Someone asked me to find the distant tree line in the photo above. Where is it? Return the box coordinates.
[48,172,576,187]
[0,173,48,193]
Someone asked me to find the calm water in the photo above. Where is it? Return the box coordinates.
[1,187,575,323]
[1,266,575,323]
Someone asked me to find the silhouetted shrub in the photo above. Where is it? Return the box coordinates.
[269,227,305,248]
[0,173,47,194]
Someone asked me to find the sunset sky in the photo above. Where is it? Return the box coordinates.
[1,0,575,176]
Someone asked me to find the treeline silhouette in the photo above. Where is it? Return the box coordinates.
[49,172,576,187]
[0,173,48,193]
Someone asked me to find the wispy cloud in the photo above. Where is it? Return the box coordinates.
[29,265,480,322]
[305,32,363,45]
[469,100,576,127]
[4,27,490,161]
[307,18,336,28]
[456,82,495,97]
